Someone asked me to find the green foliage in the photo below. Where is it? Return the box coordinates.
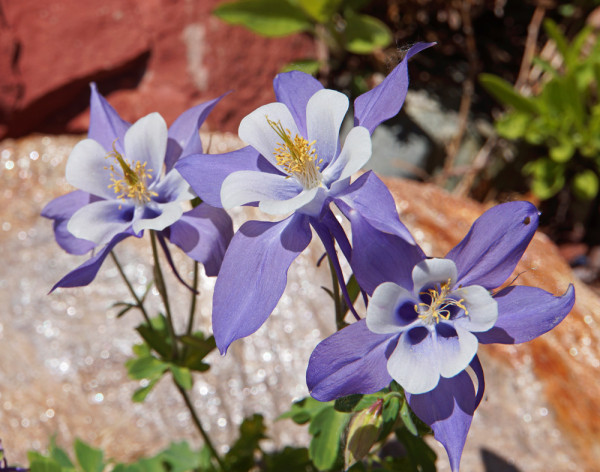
[125,316,217,402]
[213,0,393,77]
[480,19,600,201]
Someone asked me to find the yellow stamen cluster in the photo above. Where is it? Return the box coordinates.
[414,278,468,325]
[105,141,158,206]
[267,117,323,189]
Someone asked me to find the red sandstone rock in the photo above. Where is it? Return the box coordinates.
[0,0,314,138]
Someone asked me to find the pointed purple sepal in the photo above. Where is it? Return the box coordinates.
[307,319,394,401]
[354,42,435,134]
[477,284,575,344]
[164,93,228,171]
[447,201,539,290]
[212,214,312,354]
[51,232,132,292]
[88,83,130,152]
[407,356,484,472]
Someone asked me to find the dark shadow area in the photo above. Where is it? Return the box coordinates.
[481,448,522,472]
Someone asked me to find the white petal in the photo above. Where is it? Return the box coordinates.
[367,282,416,334]
[67,200,133,246]
[124,113,168,174]
[387,328,440,394]
[239,102,299,169]
[436,324,479,378]
[132,201,183,233]
[453,285,498,332]
[259,186,322,216]
[306,89,348,166]
[65,139,115,199]
[221,170,301,209]
[412,258,458,294]
[322,126,371,185]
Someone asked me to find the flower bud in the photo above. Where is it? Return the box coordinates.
[344,399,384,468]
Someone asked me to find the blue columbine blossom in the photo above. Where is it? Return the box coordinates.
[42,84,233,290]
[176,42,435,354]
[306,201,575,471]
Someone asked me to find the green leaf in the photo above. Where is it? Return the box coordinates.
[495,112,531,140]
[395,428,437,472]
[543,19,568,60]
[126,356,169,380]
[523,159,566,200]
[399,400,418,436]
[160,442,201,472]
[137,321,171,359]
[132,379,159,403]
[297,0,342,22]
[74,439,104,472]
[278,397,332,424]
[479,73,540,114]
[224,414,267,471]
[50,437,74,469]
[549,138,575,163]
[308,407,348,470]
[263,447,316,472]
[29,458,62,472]
[280,59,320,75]
[213,0,312,37]
[573,170,599,200]
[343,10,392,54]
[170,365,193,390]
[334,393,381,413]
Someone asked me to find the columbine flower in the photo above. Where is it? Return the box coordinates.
[176,42,434,354]
[42,84,233,289]
[306,201,575,471]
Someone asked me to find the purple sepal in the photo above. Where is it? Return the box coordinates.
[345,206,424,294]
[334,172,416,243]
[50,232,133,292]
[406,355,484,472]
[164,93,228,172]
[41,191,96,255]
[88,83,130,152]
[354,42,435,134]
[212,214,312,354]
[477,284,575,344]
[307,319,394,401]
[176,147,276,208]
[166,204,234,277]
[446,201,539,290]
[273,71,324,136]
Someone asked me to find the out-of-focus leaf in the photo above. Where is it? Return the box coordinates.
[495,112,531,140]
[399,400,417,436]
[395,428,437,472]
[543,18,568,60]
[278,397,333,424]
[524,159,565,200]
[126,356,168,380]
[213,0,312,37]
[224,414,266,472]
[343,10,392,54]
[280,59,320,75]
[573,170,599,200]
[549,138,575,163]
[308,407,348,470]
[170,365,193,390]
[334,393,381,413]
[263,447,316,472]
[479,74,540,114]
[132,378,159,403]
[29,458,62,472]
[297,0,342,22]
[74,439,104,472]
[160,442,201,472]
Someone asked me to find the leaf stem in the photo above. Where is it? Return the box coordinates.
[186,261,199,336]
[327,254,345,331]
[150,230,179,361]
[110,251,152,327]
[176,384,226,472]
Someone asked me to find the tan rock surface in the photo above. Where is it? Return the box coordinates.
[0,134,596,471]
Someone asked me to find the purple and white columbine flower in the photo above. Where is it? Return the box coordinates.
[307,201,575,471]
[42,84,233,290]
[176,42,435,354]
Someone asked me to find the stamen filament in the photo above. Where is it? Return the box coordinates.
[414,278,468,325]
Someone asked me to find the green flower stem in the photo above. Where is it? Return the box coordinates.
[149,230,179,361]
[110,251,153,327]
[327,254,345,331]
[186,261,199,336]
[176,384,226,472]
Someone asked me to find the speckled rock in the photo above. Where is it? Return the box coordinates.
[0,134,596,472]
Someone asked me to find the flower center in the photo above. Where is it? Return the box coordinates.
[105,140,158,205]
[266,117,323,189]
[414,278,468,326]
